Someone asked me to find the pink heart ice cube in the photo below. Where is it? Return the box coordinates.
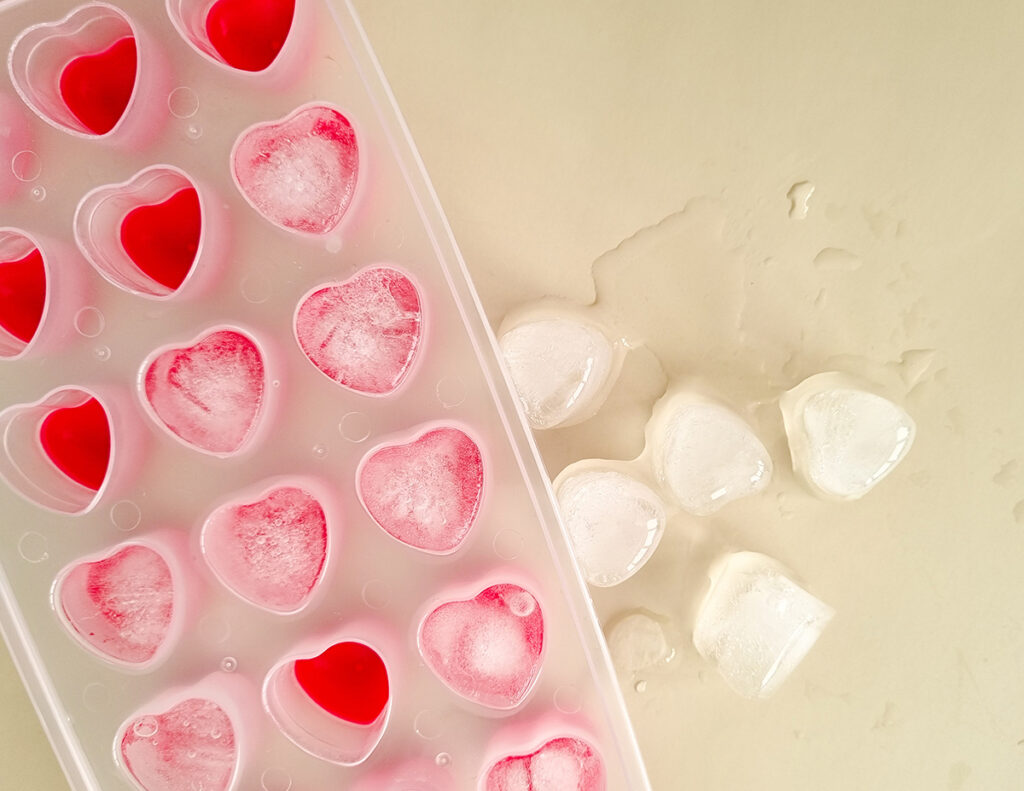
[120,698,237,791]
[57,543,174,666]
[141,327,266,456]
[295,266,422,396]
[357,426,483,554]
[483,736,605,791]
[418,582,544,709]
[231,103,358,234]
[202,484,328,613]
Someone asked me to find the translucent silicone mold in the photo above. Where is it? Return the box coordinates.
[0,94,31,203]
[7,2,170,144]
[416,576,545,712]
[73,165,226,300]
[0,385,142,515]
[52,530,194,672]
[263,623,396,766]
[137,324,275,458]
[356,421,485,555]
[231,102,361,238]
[165,0,314,83]
[0,228,88,360]
[294,265,425,397]
[200,476,336,615]
[114,672,257,791]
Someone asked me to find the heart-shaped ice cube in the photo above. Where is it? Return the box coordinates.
[119,697,238,791]
[231,103,358,235]
[202,483,329,614]
[206,0,295,72]
[40,395,111,491]
[8,4,165,143]
[0,246,45,345]
[56,542,176,667]
[418,582,544,709]
[483,736,606,791]
[120,187,200,292]
[293,641,390,726]
[357,425,483,554]
[295,266,422,396]
[141,327,267,456]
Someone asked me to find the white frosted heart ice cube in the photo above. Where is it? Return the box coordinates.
[693,552,834,698]
[499,317,617,430]
[653,400,772,515]
[555,468,665,587]
[781,373,915,500]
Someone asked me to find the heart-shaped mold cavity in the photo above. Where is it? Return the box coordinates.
[202,479,331,614]
[0,386,131,514]
[8,3,169,144]
[482,735,606,791]
[295,266,423,396]
[418,581,544,710]
[0,233,45,354]
[264,632,392,765]
[231,103,359,236]
[357,424,484,554]
[116,674,253,791]
[54,534,189,670]
[140,326,269,457]
[167,0,312,79]
[75,165,225,300]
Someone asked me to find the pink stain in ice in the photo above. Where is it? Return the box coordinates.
[358,427,482,553]
[203,486,327,613]
[120,698,237,791]
[143,329,265,455]
[418,583,543,708]
[59,544,173,664]
[484,736,605,791]
[232,104,358,234]
[295,266,421,395]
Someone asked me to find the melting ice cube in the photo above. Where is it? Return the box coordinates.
[780,372,915,500]
[692,551,834,698]
[652,399,772,515]
[418,583,544,709]
[483,736,605,791]
[555,468,665,586]
[606,611,672,674]
[499,317,617,429]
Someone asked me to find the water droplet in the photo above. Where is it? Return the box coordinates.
[93,345,111,361]
[339,411,371,442]
[199,614,230,644]
[29,185,46,202]
[74,307,104,338]
[325,237,342,254]
[435,752,451,767]
[553,685,583,714]
[240,273,272,304]
[506,590,536,617]
[492,529,524,560]
[634,679,648,693]
[110,500,141,531]
[220,656,238,673]
[261,768,291,791]
[133,716,158,738]
[813,247,862,271]
[186,749,197,759]
[361,579,390,610]
[18,532,47,563]
[82,682,109,711]
[414,709,443,740]
[312,443,328,458]
[11,150,40,182]
[786,181,815,220]
[186,124,202,140]
[168,86,199,119]
[436,376,466,408]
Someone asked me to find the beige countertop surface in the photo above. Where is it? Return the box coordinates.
[3,1,1024,788]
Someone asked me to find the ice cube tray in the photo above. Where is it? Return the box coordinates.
[0,0,650,788]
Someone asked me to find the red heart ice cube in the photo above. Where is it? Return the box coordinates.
[39,396,111,490]
[203,485,328,613]
[206,0,295,72]
[358,426,483,554]
[418,583,544,709]
[294,642,389,725]
[484,736,605,791]
[232,103,358,234]
[0,247,45,344]
[59,35,137,135]
[120,698,237,791]
[142,328,266,456]
[58,543,174,665]
[119,187,201,292]
[296,267,422,396]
